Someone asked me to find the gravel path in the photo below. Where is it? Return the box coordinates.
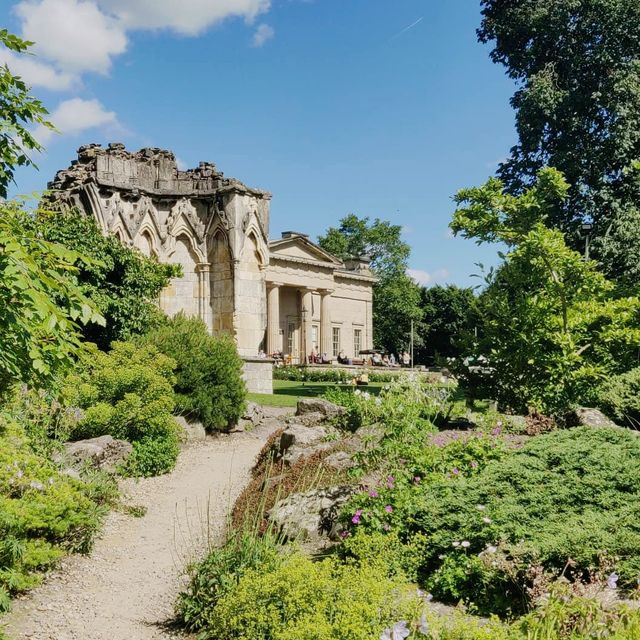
[1,415,287,640]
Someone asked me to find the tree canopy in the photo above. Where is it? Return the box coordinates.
[0,29,53,198]
[318,215,423,354]
[478,0,640,281]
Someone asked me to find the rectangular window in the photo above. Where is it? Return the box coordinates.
[312,325,319,351]
[332,327,341,358]
[353,329,362,356]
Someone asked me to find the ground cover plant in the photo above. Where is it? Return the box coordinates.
[342,424,640,617]
[0,413,112,611]
[140,314,246,432]
[60,341,180,476]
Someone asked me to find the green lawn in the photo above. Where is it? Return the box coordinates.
[248,380,384,408]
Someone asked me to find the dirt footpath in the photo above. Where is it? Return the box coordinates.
[1,415,286,640]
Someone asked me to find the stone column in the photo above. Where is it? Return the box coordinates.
[267,283,281,356]
[319,289,333,359]
[300,289,314,364]
[196,263,212,329]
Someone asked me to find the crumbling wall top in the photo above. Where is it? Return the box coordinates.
[49,142,271,199]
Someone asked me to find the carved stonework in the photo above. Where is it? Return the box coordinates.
[47,144,272,358]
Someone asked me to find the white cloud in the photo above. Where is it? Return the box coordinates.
[98,0,271,35]
[34,97,118,145]
[407,268,450,287]
[16,0,127,74]
[252,23,274,47]
[0,48,76,90]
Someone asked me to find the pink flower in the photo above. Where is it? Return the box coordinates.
[452,467,460,476]
[385,505,393,513]
[413,476,421,484]
[351,509,363,524]
[369,489,379,498]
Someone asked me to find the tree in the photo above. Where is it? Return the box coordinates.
[451,169,640,415]
[415,285,476,366]
[0,202,104,396]
[478,0,640,278]
[0,29,53,197]
[318,215,423,353]
[33,211,179,350]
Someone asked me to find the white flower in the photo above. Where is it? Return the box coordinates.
[375,397,382,406]
[461,540,471,548]
[452,541,460,547]
[482,517,492,524]
[486,545,498,554]
[476,504,486,511]
[354,389,361,396]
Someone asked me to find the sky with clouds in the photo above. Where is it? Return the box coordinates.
[1,0,517,287]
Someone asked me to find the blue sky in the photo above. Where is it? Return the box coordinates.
[2,0,517,287]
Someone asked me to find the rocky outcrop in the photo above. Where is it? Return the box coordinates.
[269,485,357,542]
[568,407,618,429]
[296,398,345,421]
[175,416,207,442]
[232,401,265,432]
[56,435,133,472]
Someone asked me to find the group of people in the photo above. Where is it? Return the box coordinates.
[371,351,411,367]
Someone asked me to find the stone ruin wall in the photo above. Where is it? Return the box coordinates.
[49,143,272,357]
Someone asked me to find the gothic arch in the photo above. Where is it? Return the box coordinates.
[208,229,234,336]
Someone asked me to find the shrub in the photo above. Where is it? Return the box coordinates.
[357,427,640,615]
[140,314,246,432]
[0,415,109,607]
[35,210,179,350]
[178,532,282,632]
[189,550,421,640]
[598,367,640,427]
[61,341,180,476]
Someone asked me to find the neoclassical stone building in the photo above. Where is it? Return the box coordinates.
[49,144,375,390]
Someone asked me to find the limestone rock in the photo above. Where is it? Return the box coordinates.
[323,450,356,471]
[233,401,265,432]
[269,485,357,542]
[280,424,328,452]
[568,407,618,429]
[175,416,207,441]
[59,435,132,471]
[296,398,345,420]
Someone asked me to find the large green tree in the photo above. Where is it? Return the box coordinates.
[452,168,640,415]
[478,0,640,282]
[415,285,476,366]
[318,214,423,354]
[0,29,53,197]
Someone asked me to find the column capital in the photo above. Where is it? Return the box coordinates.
[195,262,212,272]
[266,281,283,289]
[318,288,334,296]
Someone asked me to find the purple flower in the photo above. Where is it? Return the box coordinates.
[383,523,391,531]
[386,475,395,488]
[470,460,478,469]
[384,505,393,513]
[413,476,422,484]
[351,509,363,525]
[607,572,619,589]
[369,489,379,498]
[340,530,350,539]
[380,621,410,640]
[452,467,460,476]
[492,426,502,436]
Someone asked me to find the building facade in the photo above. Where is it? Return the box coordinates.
[49,144,375,387]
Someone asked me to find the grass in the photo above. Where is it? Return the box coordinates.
[248,380,385,408]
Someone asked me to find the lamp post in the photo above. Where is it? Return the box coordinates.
[581,222,593,260]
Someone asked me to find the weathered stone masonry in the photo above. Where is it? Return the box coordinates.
[50,144,376,391]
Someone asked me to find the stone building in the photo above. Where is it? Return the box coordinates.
[49,144,375,391]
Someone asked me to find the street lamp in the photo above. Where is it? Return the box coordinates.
[581,222,593,260]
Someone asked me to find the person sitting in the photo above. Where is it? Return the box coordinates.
[308,348,318,364]
[382,354,390,367]
[372,352,383,366]
[389,353,396,366]
[402,351,411,367]
[337,350,350,365]
[320,352,331,364]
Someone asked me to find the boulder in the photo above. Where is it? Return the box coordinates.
[568,407,618,429]
[323,450,356,471]
[175,416,207,442]
[231,401,265,432]
[296,398,345,420]
[269,485,357,542]
[280,424,328,452]
[59,435,132,471]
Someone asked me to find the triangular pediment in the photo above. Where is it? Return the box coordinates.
[269,235,343,265]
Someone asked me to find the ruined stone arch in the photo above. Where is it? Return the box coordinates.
[134,217,163,258]
[208,229,234,336]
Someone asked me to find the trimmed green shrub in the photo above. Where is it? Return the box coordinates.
[274,365,418,384]
[141,314,246,432]
[61,341,180,476]
[599,367,640,427]
[0,415,110,608]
